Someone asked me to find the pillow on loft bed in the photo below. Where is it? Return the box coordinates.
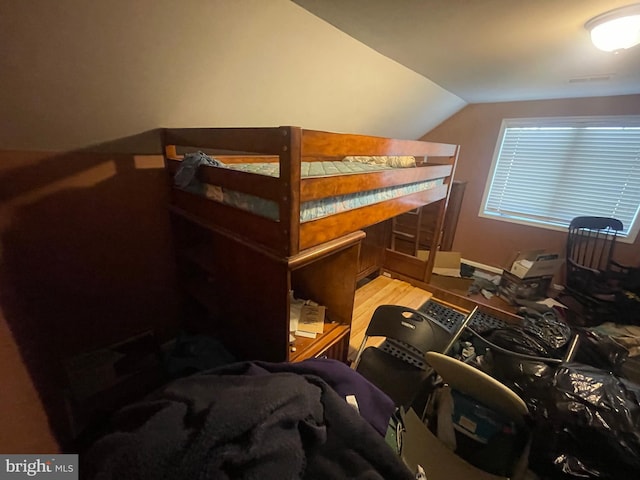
[343,155,417,168]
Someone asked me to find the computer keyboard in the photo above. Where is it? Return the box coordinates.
[418,300,508,334]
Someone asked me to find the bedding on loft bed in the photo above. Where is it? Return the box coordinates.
[175,151,445,223]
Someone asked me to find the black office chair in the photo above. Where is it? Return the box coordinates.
[352,304,477,407]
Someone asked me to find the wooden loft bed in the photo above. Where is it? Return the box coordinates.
[164,127,458,255]
[162,126,459,363]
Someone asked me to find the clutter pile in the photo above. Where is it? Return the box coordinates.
[455,300,640,479]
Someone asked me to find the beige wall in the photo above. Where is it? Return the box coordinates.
[0,0,464,152]
[422,94,640,269]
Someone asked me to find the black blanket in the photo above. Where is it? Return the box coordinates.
[83,365,413,480]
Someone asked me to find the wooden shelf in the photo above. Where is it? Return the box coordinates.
[289,322,350,362]
[171,216,361,363]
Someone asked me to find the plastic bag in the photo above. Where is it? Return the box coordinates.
[484,326,556,357]
[525,363,640,478]
[482,311,571,358]
[573,330,629,375]
[522,314,572,350]
[470,326,555,394]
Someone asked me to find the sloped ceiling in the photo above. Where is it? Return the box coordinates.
[0,0,466,151]
[6,1,637,151]
[293,0,640,102]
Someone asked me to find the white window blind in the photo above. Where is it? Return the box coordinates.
[480,116,640,242]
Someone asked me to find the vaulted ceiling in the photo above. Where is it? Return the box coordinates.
[293,0,640,102]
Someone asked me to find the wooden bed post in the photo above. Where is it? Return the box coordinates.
[279,126,301,256]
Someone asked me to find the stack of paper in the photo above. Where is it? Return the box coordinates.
[289,292,326,339]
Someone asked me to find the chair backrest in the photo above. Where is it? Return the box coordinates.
[566,216,623,276]
[425,352,528,427]
[365,305,451,355]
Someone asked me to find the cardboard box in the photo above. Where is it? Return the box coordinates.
[418,250,475,292]
[508,250,563,279]
[498,270,552,305]
[430,274,475,293]
[417,250,462,277]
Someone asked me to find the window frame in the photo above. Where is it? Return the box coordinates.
[479,115,640,244]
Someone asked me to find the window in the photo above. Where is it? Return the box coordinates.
[480,116,640,242]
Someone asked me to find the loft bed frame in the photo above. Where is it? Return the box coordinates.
[162,126,459,362]
[164,126,458,255]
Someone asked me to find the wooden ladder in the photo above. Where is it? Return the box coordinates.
[390,207,423,256]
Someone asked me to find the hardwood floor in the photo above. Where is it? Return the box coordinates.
[349,275,433,362]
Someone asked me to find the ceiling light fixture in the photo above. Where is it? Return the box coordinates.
[585,3,640,52]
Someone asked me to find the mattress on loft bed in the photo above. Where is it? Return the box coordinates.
[206,160,444,222]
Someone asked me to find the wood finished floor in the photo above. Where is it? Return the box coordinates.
[349,275,432,362]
